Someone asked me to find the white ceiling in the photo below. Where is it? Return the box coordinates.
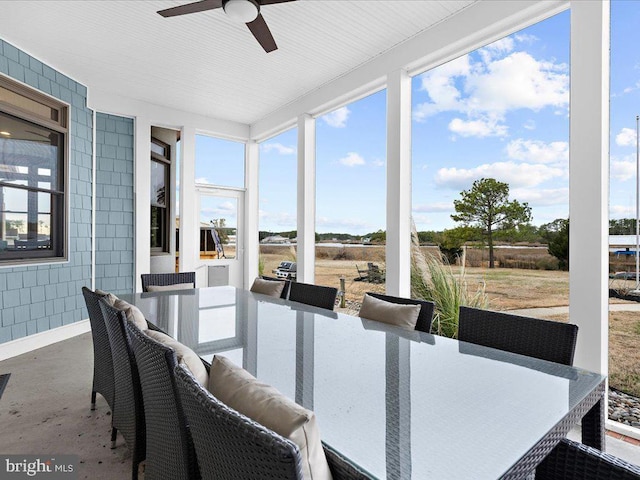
[0,0,476,126]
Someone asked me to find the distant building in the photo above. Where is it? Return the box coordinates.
[261,235,290,244]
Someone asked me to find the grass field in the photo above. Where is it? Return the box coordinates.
[260,244,640,397]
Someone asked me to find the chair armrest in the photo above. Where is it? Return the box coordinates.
[536,438,640,480]
[323,442,376,480]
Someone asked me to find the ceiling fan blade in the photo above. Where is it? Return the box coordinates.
[259,0,296,5]
[246,13,277,53]
[157,0,223,18]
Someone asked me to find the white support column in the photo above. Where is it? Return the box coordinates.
[179,125,199,277]
[297,114,316,284]
[569,0,610,374]
[386,69,412,297]
[134,116,151,292]
[245,140,260,288]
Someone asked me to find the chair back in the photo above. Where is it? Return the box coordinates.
[174,364,304,480]
[366,292,435,333]
[125,321,199,480]
[98,299,146,478]
[288,282,338,310]
[141,272,196,292]
[458,306,578,365]
[261,275,291,299]
[82,287,115,409]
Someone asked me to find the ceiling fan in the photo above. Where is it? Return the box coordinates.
[157,0,296,53]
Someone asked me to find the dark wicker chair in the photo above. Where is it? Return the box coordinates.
[141,272,196,292]
[174,364,374,480]
[366,292,435,333]
[82,287,119,447]
[124,321,200,480]
[99,299,146,480]
[261,275,291,299]
[536,438,640,479]
[288,282,338,310]
[458,306,579,366]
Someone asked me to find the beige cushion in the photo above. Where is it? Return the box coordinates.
[208,356,332,480]
[146,283,193,292]
[249,277,285,298]
[145,330,209,387]
[359,294,421,331]
[112,298,148,331]
[95,289,118,306]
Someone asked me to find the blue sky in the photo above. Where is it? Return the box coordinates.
[198,1,640,236]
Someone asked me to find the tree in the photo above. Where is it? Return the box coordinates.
[451,178,532,268]
[544,218,569,270]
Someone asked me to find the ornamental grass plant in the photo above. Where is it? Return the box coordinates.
[410,222,488,338]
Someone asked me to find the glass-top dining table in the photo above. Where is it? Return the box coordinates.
[120,286,606,480]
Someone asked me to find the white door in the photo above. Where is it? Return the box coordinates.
[196,185,244,288]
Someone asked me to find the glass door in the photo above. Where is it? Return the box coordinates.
[196,185,244,288]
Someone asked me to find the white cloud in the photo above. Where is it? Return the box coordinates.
[465,52,568,114]
[414,55,471,121]
[258,210,297,228]
[434,161,564,190]
[202,201,237,217]
[261,142,295,155]
[413,202,453,213]
[338,152,365,167]
[478,37,514,63]
[195,177,209,184]
[510,187,568,206]
[611,156,636,181]
[514,33,538,44]
[414,48,569,125]
[610,204,636,218]
[316,216,372,233]
[448,117,508,138]
[616,127,637,147]
[523,119,536,130]
[321,106,350,128]
[505,139,568,165]
[372,158,385,167]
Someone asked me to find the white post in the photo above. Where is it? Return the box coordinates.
[569,0,610,375]
[634,115,640,292]
[179,125,198,276]
[245,140,260,288]
[134,116,151,292]
[386,69,412,297]
[297,114,316,283]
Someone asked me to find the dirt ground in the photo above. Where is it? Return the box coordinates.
[260,245,640,397]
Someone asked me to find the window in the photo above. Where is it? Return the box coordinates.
[0,75,67,264]
[151,138,170,253]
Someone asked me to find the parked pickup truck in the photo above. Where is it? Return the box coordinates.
[273,261,297,280]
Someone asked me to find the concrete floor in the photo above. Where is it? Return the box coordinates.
[0,332,639,479]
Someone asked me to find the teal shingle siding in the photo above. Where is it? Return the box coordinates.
[0,40,134,343]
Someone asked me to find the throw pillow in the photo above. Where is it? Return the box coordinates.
[359,293,421,331]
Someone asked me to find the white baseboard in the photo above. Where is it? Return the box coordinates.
[0,319,90,362]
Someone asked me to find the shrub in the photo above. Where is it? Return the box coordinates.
[410,222,489,338]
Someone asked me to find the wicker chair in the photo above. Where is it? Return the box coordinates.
[458,306,578,366]
[82,287,118,446]
[124,321,200,480]
[261,275,291,299]
[174,364,374,480]
[366,292,435,333]
[99,299,146,480]
[288,282,338,310]
[536,438,640,479]
[141,272,196,292]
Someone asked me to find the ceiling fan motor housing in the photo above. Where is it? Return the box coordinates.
[223,0,260,23]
